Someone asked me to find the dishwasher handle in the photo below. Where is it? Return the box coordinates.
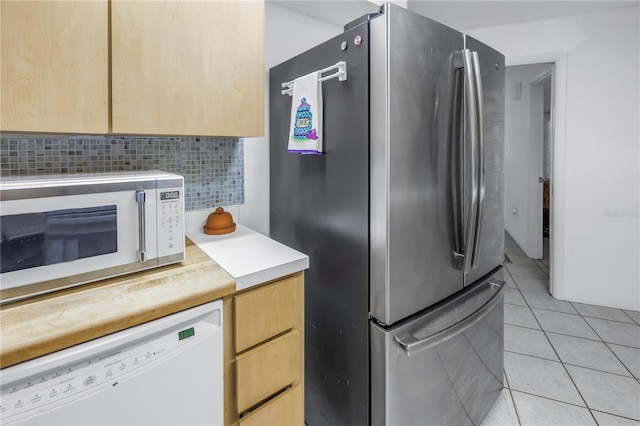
[395,280,505,357]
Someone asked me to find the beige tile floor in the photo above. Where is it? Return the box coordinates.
[481,233,640,425]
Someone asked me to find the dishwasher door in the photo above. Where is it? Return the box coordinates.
[0,300,223,426]
[370,268,505,426]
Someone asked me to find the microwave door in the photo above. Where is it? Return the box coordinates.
[0,189,159,301]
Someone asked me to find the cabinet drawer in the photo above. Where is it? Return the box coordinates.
[239,385,303,426]
[235,275,298,352]
[236,330,300,413]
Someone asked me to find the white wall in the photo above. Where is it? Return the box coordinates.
[468,6,640,310]
[239,3,342,236]
[504,64,552,255]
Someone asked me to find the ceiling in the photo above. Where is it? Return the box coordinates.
[267,0,638,31]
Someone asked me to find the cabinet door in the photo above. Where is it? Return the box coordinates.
[1,1,109,133]
[111,0,264,137]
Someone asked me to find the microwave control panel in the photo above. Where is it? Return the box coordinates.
[157,186,185,259]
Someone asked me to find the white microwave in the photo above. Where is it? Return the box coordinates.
[0,171,185,303]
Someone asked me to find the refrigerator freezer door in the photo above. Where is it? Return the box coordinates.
[370,267,505,426]
[370,4,466,326]
[463,36,506,285]
[269,25,371,426]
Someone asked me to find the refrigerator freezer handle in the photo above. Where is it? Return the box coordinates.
[461,49,479,274]
[394,280,505,356]
[470,51,486,269]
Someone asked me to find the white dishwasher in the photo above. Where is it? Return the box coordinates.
[0,299,223,426]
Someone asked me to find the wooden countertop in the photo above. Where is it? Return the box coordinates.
[0,238,235,369]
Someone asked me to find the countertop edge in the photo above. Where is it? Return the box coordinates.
[236,257,310,292]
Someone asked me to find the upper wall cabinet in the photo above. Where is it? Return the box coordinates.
[1,1,109,133]
[111,0,265,137]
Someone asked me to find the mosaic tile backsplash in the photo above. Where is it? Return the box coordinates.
[0,136,244,211]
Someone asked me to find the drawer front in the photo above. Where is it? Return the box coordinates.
[235,275,298,352]
[236,330,300,413]
[239,385,303,426]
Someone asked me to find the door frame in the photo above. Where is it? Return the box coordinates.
[506,52,567,298]
[529,69,552,260]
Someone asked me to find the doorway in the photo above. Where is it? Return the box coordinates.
[504,62,555,294]
[531,72,552,283]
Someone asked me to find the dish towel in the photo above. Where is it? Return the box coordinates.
[288,71,323,155]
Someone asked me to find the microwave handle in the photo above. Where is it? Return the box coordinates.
[136,190,147,262]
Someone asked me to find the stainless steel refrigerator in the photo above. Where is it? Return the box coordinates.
[269,4,506,425]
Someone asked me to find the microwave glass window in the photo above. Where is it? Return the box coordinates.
[1,205,118,274]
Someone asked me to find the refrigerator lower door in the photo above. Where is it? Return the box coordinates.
[370,267,505,426]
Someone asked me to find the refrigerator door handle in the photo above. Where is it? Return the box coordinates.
[394,279,505,356]
[445,53,465,268]
[461,49,479,274]
[470,51,485,269]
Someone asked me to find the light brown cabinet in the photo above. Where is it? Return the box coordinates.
[0,1,109,133]
[1,0,264,137]
[111,0,264,137]
[224,272,304,425]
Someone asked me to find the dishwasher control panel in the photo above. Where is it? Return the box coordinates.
[0,319,214,424]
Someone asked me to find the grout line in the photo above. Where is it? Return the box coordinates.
[506,322,603,343]
[601,340,639,380]
[590,409,640,424]
[621,310,640,326]
[571,302,638,351]
[509,389,590,411]
[504,348,559,363]
[522,295,593,413]
[506,344,636,379]
[504,321,543,332]
[569,301,639,325]
[580,314,638,326]
[508,273,549,280]
[560,360,635,380]
[595,340,640,350]
[528,305,580,316]
[502,260,529,426]
[588,407,601,424]
[504,301,529,308]
[505,345,563,364]
[503,370,523,426]
[563,362,638,378]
